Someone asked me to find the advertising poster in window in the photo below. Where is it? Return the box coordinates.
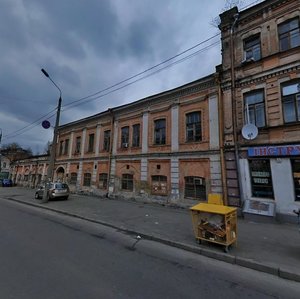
[249,160,274,198]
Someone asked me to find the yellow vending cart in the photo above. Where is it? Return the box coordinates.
[190,203,237,252]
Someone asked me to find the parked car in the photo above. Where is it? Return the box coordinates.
[2,179,13,187]
[35,182,70,200]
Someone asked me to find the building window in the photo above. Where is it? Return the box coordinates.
[249,159,273,198]
[151,175,167,195]
[121,126,129,148]
[243,35,261,61]
[99,173,108,189]
[75,136,81,154]
[244,90,266,128]
[154,119,166,145]
[278,18,300,51]
[70,172,77,185]
[186,112,202,142]
[88,133,95,152]
[122,173,133,191]
[184,176,206,200]
[103,130,111,152]
[59,141,63,156]
[281,80,300,123]
[64,139,69,155]
[83,173,91,187]
[291,159,300,201]
[132,124,140,147]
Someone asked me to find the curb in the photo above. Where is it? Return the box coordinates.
[3,196,300,283]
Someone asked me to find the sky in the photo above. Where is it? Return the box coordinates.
[0,0,262,154]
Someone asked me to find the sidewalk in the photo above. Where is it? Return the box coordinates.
[1,187,300,283]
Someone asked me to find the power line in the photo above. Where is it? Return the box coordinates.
[3,34,221,141]
[63,33,221,108]
[2,109,56,140]
[63,40,221,112]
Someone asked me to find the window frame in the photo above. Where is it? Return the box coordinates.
[151,175,168,195]
[132,124,140,147]
[75,136,81,154]
[59,140,64,156]
[99,173,108,189]
[64,139,69,155]
[184,176,206,200]
[278,17,300,51]
[88,133,95,153]
[244,89,266,128]
[121,126,129,148]
[243,34,261,61]
[121,173,133,191]
[186,111,202,142]
[103,130,111,152]
[70,172,77,185]
[291,159,300,201]
[281,80,300,123]
[154,119,166,145]
[83,173,92,187]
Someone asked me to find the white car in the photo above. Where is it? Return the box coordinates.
[35,182,70,200]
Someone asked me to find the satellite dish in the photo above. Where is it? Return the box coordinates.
[241,124,258,140]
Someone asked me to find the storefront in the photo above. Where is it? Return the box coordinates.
[240,144,300,218]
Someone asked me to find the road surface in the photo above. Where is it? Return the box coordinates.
[0,198,299,298]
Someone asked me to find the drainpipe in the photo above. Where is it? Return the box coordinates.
[106,108,114,197]
[216,74,228,205]
[230,13,244,207]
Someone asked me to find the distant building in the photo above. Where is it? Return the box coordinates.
[11,155,49,188]
[0,154,11,179]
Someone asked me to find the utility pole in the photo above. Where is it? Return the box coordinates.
[41,69,62,203]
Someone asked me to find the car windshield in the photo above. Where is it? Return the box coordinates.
[55,183,68,189]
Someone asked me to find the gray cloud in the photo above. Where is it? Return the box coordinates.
[0,0,258,154]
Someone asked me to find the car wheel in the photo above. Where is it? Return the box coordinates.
[35,193,40,199]
[65,196,69,200]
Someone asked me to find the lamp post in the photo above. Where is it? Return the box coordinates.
[41,68,62,203]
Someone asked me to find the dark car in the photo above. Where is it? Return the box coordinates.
[35,182,70,200]
[2,179,13,187]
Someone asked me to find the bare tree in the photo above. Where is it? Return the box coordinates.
[0,143,32,161]
[210,0,247,28]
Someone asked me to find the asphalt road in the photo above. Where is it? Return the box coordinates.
[0,198,299,299]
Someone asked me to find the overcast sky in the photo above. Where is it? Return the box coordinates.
[0,0,261,154]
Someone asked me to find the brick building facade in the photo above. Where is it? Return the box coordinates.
[219,0,300,219]
[54,75,222,204]
[12,0,300,219]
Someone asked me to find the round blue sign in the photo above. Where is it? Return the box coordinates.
[42,120,51,129]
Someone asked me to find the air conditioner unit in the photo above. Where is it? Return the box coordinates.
[241,55,255,64]
[194,178,203,185]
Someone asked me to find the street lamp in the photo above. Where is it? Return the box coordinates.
[41,68,62,203]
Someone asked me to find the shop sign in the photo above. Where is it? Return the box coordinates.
[248,145,300,157]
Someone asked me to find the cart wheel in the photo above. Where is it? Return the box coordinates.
[224,246,229,253]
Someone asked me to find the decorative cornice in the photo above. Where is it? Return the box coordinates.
[236,64,300,88]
